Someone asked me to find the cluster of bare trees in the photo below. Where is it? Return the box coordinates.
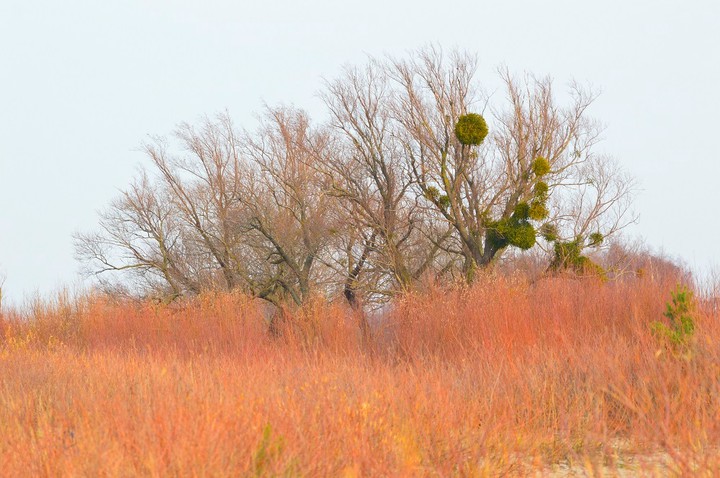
[75,47,635,308]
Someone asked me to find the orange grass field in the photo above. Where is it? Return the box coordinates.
[1,273,719,476]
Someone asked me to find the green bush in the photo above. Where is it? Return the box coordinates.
[651,285,696,356]
[549,237,606,278]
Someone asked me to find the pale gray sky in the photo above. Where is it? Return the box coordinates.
[1,0,719,304]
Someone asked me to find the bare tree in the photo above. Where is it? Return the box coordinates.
[390,48,493,282]
[143,113,249,291]
[75,172,198,300]
[240,106,336,308]
[76,113,253,301]
[321,61,453,303]
[387,47,634,281]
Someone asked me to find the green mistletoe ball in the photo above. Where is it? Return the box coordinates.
[454,113,488,146]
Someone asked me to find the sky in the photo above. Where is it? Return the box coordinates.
[1,0,719,305]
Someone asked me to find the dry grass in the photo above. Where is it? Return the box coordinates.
[1,273,719,476]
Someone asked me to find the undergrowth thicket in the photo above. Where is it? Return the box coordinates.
[1,271,719,476]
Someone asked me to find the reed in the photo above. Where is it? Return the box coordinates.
[1,272,718,476]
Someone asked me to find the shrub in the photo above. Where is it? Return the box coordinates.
[651,285,696,356]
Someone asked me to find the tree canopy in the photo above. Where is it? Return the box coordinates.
[75,47,635,306]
